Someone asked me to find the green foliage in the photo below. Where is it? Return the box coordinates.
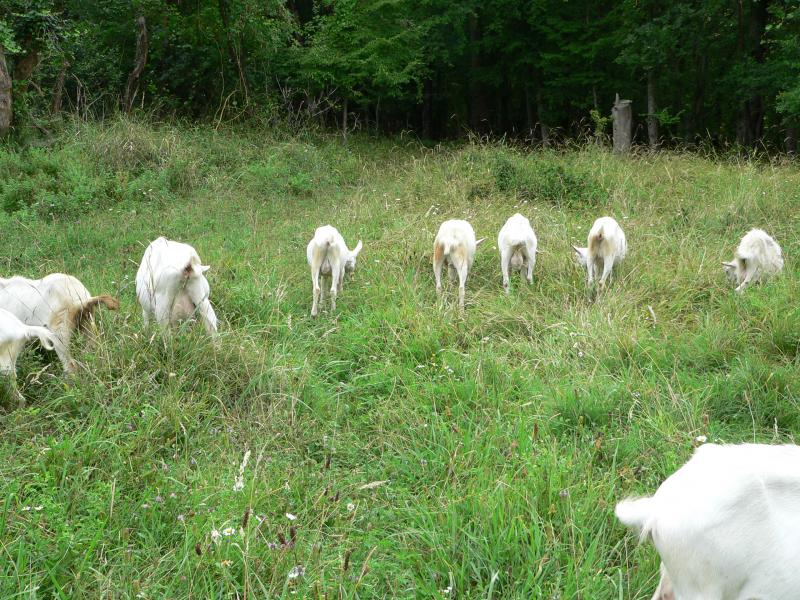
[492,150,608,208]
[2,122,800,597]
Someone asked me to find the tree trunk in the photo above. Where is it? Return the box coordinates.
[123,16,149,112]
[13,49,40,93]
[422,78,432,139]
[0,46,11,137]
[525,88,534,140]
[51,60,69,115]
[218,0,249,102]
[536,89,550,147]
[785,126,797,155]
[612,93,633,154]
[647,71,658,149]
[342,96,348,139]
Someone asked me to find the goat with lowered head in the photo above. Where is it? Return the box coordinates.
[0,273,119,373]
[136,237,218,334]
[307,225,363,317]
[0,307,58,405]
[723,228,783,293]
[572,216,626,288]
[433,219,485,312]
[497,213,537,294]
[616,443,800,600]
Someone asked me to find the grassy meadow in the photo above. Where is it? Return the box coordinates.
[1,119,799,598]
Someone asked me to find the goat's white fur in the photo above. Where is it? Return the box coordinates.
[616,443,800,600]
[433,219,485,312]
[0,273,119,373]
[723,228,783,293]
[136,237,218,334]
[0,307,57,405]
[497,213,537,293]
[573,216,626,287]
[306,225,363,317]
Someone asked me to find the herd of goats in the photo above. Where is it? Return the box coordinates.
[0,211,793,599]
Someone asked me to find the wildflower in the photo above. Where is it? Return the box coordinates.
[211,529,221,544]
[222,527,236,537]
[695,435,708,444]
[220,560,233,567]
[169,492,177,499]
[287,565,305,579]
[177,514,185,522]
[347,503,355,512]
[559,489,569,499]
[286,512,297,521]
[154,495,164,504]
[141,503,150,509]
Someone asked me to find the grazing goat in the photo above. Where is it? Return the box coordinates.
[0,308,58,405]
[616,443,800,600]
[136,237,218,334]
[497,213,537,294]
[573,216,626,288]
[723,228,783,293]
[0,273,119,373]
[433,219,485,312]
[306,225,363,317]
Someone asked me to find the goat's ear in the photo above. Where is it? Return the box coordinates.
[572,244,581,254]
[183,263,193,277]
[352,240,363,257]
[475,237,486,247]
[200,265,211,273]
[721,261,735,268]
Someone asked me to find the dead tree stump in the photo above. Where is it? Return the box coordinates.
[612,93,632,154]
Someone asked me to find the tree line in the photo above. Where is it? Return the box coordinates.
[2,0,800,149]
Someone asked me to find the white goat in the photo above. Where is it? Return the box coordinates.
[572,216,626,288]
[616,443,800,600]
[0,308,58,405]
[723,228,784,293]
[306,225,363,317]
[0,273,119,373]
[136,237,218,334]
[497,213,537,294]
[433,219,485,312]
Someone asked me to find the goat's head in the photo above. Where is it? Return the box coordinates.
[572,245,588,268]
[345,240,363,273]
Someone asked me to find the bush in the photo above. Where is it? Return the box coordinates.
[492,152,608,208]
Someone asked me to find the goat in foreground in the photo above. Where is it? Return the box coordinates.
[723,228,783,293]
[306,225,363,317]
[136,237,218,334]
[573,216,626,288]
[433,219,485,312]
[497,213,537,293]
[0,307,58,405]
[0,273,119,373]
[616,443,800,600]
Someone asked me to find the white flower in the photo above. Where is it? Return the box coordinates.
[285,512,297,521]
[211,529,221,543]
[222,527,236,536]
[177,514,185,522]
[287,565,305,579]
[695,435,708,444]
[347,503,355,512]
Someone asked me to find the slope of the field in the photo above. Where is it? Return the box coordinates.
[1,119,799,598]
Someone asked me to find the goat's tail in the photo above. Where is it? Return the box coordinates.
[588,225,605,252]
[68,295,120,333]
[615,497,657,543]
[26,325,58,351]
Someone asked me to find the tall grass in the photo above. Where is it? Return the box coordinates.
[0,117,798,598]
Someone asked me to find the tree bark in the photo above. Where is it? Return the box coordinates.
[342,96,348,139]
[218,0,249,102]
[525,88,534,140]
[612,93,633,154]
[422,78,432,139]
[647,71,658,149]
[13,49,40,93]
[123,16,149,112]
[536,89,550,147]
[51,60,69,115]
[0,46,11,137]
[785,126,797,155]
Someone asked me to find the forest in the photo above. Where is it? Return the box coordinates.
[2,0,800,148]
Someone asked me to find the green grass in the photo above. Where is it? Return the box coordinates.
[1,117,799,598]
